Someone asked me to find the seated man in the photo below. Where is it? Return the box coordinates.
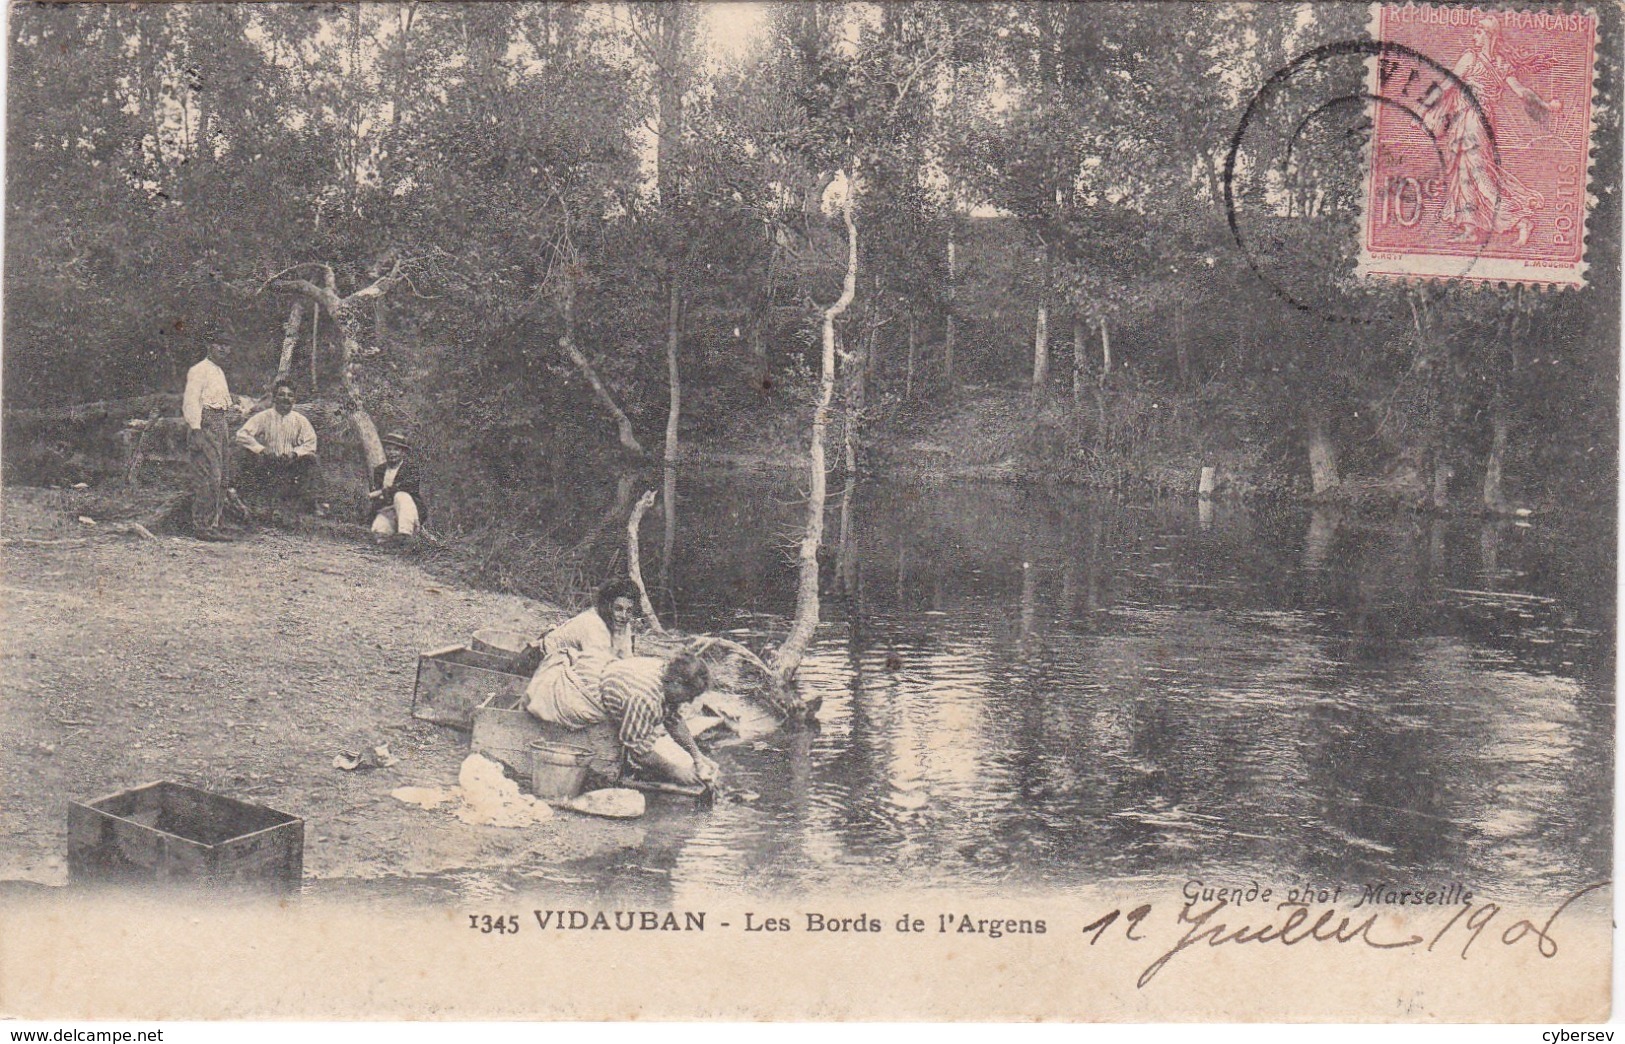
[234,379,321,514]
[368,430,428,541]
[527,650,718,788]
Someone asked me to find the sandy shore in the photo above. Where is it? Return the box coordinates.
[0,486,655,892]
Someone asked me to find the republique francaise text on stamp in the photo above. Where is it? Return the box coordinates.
[1361,4,1598,285]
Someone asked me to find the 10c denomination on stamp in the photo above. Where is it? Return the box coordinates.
[1362,4,1598,286]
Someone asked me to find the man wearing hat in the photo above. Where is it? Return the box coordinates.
[368,430,428,540]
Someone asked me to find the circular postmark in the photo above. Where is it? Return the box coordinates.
[1224,38,1502,323]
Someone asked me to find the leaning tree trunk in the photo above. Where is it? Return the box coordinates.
[559,275,645,456]
[334,315,386,468]
[626,490,667,634]
[1306,407,1341,497]
[277,301,304,383]
[1482,393,1510,514]
[772,185,857,685]
[266,260,407,468]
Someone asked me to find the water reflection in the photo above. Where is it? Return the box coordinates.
[655,476,1609,903]
[386,472,1613,906]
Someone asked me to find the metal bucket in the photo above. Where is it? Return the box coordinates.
[528,740,593,801]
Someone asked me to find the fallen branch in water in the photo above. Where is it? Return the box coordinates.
[688,635,775,686]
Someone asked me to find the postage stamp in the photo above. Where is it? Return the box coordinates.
[1,0,1618,1029]
[1361,4,1599,285]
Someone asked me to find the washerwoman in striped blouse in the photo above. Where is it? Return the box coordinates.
[596,652,718,788]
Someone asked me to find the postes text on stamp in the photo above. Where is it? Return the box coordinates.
[1362,4,1598,286]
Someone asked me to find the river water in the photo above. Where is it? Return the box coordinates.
[403,471,1616,905]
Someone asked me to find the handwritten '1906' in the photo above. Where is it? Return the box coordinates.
[1078,882,1608,988]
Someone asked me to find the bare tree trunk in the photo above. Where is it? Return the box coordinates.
[1482,394,1510,513]
[1431,451,1452,512]
[905,312,917,399]
[664,276,681,467]
[660,463,677,592]
[267,260,410,467]
[277,301,304,382]
[773,185,857,685]
[562,340,644,457]
[1174,300,1191,388]
[751,234,778,371]
[569,471,636,559]
[1032,302,1049,392]
[1479,519,1501,575]
[1032,245,1050,393]
[836,470,857,597]
[864,275,880,381]
[844,297,876,477]
[627,490,666,634]
[557,276,644,456]
[1072,315,1086,404]
[1306,407,1341,496]
[844,330,866,478]
[335,316,387,468]
[1018,557,1037,648]
[309,304,320,395]
[1304,508,1339,571]
[1099,315,1112,376]
[944,233,956,387]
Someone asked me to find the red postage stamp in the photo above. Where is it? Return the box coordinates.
[1361,4,1598,286]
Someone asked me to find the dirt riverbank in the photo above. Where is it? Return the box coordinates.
[0,486,659,892]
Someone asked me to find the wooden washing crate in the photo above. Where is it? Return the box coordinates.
[472,692,622,781]
[67,781,303,893]
[412,644,531,730]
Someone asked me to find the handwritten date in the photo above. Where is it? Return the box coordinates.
[1079,882,1608,988]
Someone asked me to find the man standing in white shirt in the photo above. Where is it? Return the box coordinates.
[235,379,322,517]
[182,341,237,540]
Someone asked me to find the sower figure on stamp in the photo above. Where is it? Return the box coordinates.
[1425,15,1563,246]
[368,430,428,543]
[235,379,323,519]
[182,340,239,541]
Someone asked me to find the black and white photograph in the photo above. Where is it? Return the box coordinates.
[0,0,1617,1023]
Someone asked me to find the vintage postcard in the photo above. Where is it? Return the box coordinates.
[0,0,1616,1024]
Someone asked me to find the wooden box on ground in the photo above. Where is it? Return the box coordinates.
[413,644,530,730]
[472,693,621,780]
[67,781,303,894]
